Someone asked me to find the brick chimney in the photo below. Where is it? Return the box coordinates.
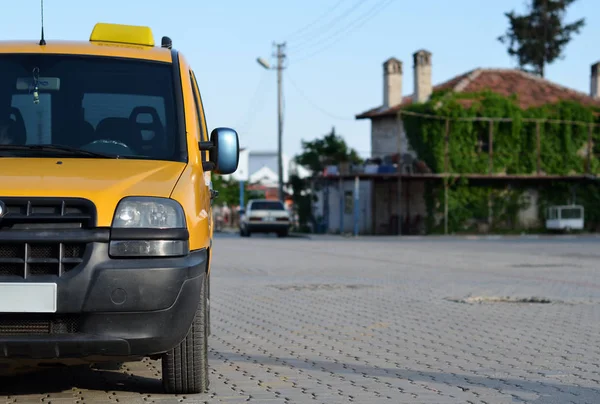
[591,62,600,99]
[383,58,402,108]
[413,49,432,103]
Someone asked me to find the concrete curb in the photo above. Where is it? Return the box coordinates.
[303,233,600,241]
[216,227,600,241]
[215,228,312,239]
[289,233,312,239]
[416,233,600,240]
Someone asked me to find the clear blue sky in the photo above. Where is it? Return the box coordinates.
[0,0,597,160]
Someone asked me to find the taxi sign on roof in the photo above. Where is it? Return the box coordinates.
[90,22,155,47]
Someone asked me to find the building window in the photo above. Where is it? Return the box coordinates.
[476,129,489,154]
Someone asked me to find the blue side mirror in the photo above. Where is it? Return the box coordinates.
[200,127,240,175]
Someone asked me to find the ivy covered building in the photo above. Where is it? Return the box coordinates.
[351,50,600,234]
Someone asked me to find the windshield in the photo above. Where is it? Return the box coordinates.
[251,201,285,211]
[0,54,181,161]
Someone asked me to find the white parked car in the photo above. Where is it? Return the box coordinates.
[239,199,290,238]
[546,204,584,232]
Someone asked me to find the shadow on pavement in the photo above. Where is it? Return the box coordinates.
[218,351,600,403]
[2,351,597,403]
[0,365,163,395]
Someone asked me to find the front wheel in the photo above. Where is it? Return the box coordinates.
[91,361,123,371]
[206,273,211,336]
[162,274,209,394]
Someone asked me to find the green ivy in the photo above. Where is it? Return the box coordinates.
[211,175,264,208]
[403,90,600,233]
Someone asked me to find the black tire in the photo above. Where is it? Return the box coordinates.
[162,273,209,394]
[206,273,211,336]
[277,229,289,238]
[91,361,123,371]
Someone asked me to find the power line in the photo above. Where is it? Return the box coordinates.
[292,0,396,62]
[283,0,347,42]
[292,0,396,64]
[236,69,272,134]
[286,72,355,122]
[288,0,367,51]
[398,109,600,126]
[290,0,388,53]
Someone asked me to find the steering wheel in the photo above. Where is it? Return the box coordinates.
[81,139,134,155]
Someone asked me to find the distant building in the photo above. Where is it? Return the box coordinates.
[357,50,600,160]
[223,149,311,202]
[319,50,600,235]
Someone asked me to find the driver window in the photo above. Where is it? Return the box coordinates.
[190,70,208,161]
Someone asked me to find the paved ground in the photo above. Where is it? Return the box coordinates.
[2,233,600,403]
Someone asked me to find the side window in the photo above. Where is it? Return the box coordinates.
[189,70,209,161]
[188,73,202,142]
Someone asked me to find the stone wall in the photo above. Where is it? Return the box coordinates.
[370,117,416,159]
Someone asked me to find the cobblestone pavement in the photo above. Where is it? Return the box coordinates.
[2,234,600,403]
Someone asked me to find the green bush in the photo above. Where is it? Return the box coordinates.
[403,91,600,233]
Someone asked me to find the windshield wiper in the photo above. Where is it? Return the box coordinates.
[0,145,116,158]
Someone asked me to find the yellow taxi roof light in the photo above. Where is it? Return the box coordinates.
[90,23,155,47]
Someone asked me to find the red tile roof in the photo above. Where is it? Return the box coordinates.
[356,68,600,119]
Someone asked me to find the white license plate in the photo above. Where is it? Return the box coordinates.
[0,283,57,313]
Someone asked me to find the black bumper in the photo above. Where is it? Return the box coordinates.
[0,233,207,360]
[246,223,290,233]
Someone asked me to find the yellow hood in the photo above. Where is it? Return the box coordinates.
[0,158,187,226]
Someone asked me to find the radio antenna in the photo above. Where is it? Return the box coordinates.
[39,0,46,46]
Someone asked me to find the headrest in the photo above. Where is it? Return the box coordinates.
[95,117,141,150]
[0,118,26,145]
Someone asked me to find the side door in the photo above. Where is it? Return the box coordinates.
[189,70,215,238]
[189,70,209,161]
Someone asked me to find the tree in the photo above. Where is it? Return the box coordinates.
[295,126,363,174]
[211,175,263,207]
[289,173,314,233]
[211,175,239,207]
[290,126,363,232]
[498,0,585,77]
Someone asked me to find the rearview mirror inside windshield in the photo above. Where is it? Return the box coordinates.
[16,77,61,91]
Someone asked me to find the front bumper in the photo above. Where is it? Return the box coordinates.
[245,222,290,233]
[0,229,207,361]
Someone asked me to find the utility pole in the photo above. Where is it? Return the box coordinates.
[275,43,286,203]
[257,43,286,203]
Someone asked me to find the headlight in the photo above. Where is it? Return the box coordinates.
[110,197,188,258]
[112,197,186,229]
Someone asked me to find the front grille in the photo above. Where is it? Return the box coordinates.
[0,197,97,230]
[0,314,81,335]
[0,242,86,278]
